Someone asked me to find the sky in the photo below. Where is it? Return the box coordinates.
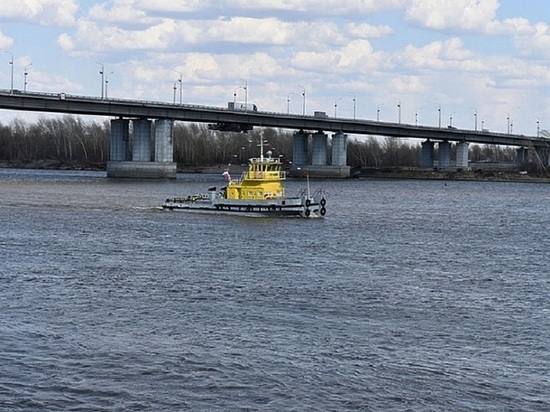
[2,0,550,136]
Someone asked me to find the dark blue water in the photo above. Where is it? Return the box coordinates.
[1,168,549,411]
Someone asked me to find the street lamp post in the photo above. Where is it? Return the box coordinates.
[174,70,183,106]
[506,114,510,134]
[449,112,456,127]
[104,72,113,99]
[376,104,384,121]
[334,97,342,117]
[173,82,178,104]
[177,72,183,105]
[287,92,294,114]
[474,109,478,131]
[5,51,14,94]
[537,119,540,137]
[24,63,33,93]
[239,79,248,110]
[300,86,306,116]
[349,92,356,119]
[96,62,105,99]
[397,100,401,124]
[438,105,442,128]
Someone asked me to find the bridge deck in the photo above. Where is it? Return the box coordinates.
[1,90,549,148]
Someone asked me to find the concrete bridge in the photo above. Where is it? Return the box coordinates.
[1,90,549,178]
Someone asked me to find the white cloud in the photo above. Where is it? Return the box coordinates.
[0,0,78,25]
[404,0,499,31]
[390,75,426,94]
[292,39,386,74]
[84,0,405,20]
[136,0,206,13]
[347,23,394,38]
[223,0,405,15]
[88,0,158,25]
[396,38,482,71]
[0,29,14,48]
[206,17,296,45]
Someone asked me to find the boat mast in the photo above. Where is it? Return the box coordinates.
[259,134,264,161]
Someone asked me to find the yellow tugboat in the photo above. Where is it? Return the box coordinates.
[163,141,326,218]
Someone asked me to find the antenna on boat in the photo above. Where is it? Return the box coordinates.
[258,131,268,161]
[297,167,311,199]
[259,135,264,161]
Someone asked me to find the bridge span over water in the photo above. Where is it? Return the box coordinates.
[1,90,549,178]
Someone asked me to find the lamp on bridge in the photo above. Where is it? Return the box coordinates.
[5,51,14,94]
[334,97,342,117]
[300,85,306,116]
[24,63,33,93]
[105,71,114,99]
[349,92,356,119]
[96,62,105,99]
[397,100,401,124]
[240,78,248,111]
[377,104,384,121]
[176,72,183,105]
[287,92,294,114]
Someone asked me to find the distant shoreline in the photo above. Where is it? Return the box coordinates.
[1,161,549,183]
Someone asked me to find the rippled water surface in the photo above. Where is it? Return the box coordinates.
[1,168,549,411]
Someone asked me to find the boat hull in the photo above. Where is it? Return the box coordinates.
[162,197,325,218]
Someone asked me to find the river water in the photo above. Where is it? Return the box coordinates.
[0,168,549,411]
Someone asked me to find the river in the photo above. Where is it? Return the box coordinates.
[1,168,549,411]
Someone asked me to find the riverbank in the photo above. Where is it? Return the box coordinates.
[357,167,550,183]
[2,160,549,183]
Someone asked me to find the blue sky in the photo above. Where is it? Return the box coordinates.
[2,0,550,135]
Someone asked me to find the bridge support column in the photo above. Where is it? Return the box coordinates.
[438,141,451,168]
[132,119,152,161]
[421,140,434,168]
[292,131,309,166]
[516,147,528,164]
[332,132,348,166]
[312,132,327,166]
[110,118,130,161]
[107,118,177,178]
[456,141,469,169]
[155,119,174,162]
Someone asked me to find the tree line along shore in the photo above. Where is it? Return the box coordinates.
[0,116,545,180]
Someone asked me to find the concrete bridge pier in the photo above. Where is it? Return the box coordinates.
[107,118,177,178]
[109,118,130,161]
[456,141,469,169]
[292,130,309,167]
[421,140,435,168]
[438,141,452,168]
[155,119,174,163]
[332,132,347,166]
[312,132,328,166]
[516,147,528,164]
[132,119,152,161]
[290,130,350,177]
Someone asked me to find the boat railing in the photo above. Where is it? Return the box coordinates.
[242,170,286,180]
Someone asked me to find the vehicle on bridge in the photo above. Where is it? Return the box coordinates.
[228,102,258,111]
[162,141,326,218]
